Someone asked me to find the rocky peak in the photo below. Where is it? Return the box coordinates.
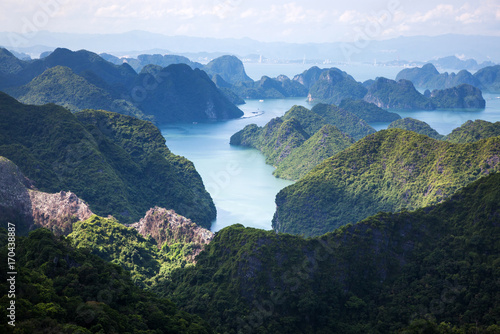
[29,190,94,235]
[430,83,486,108]
[276,74,290,82]
[127,207,214,258]
[0,156,93,235]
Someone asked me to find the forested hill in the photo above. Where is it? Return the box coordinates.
[273,128,500,236]
[364,78,485,110]
[0,227,215,333]
[444,120,500,143]
[388,117,444,140]
[0,47,243,123]
[160,172,500,333]
[230,104,367,180]
[0,92,215,227]
[395,63,500,92]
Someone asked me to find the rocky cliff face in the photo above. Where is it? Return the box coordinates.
[0,156,34,233]
[203,55,253,84]
[364,78,433,109]
[29,190,94,235]
[430,83,486,109]
[292,66,325,89]
[0,156,93,235]
[364,78,485,110]
[1,156,214,252]
[128,207,214,260]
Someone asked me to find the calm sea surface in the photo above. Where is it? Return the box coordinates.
[162,63,500,232]
[162,98,309,231]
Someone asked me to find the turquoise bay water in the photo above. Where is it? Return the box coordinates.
[163,63,500,232]
[370,94,500,135]
[162,98,309,231]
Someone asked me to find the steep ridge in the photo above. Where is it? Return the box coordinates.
[292,66,326,89]
[364,77,485,109]
[161,172,500,333]
[388,118,444,140]
[135,63,243,123]
[0,155,93,236]
[444,119,500,143]
[7,65,146,119]
[395,63,481,90]
[306,68,368,105]
[364,78,435,109]
[0,155,214,285]
[310,103,376,140]
[474,65,500,92]
[230,115,310,167]
[273,124,355,180]
[0,157,93,235]
[338,98,401,123]
[230,105,363,180]
[69,211,214,288]
[28,190,94,236]
[273,129,500,236]
[0,47,136,91]
[0,47,243,123]
[203,55,253,84]
[430,84,486,109]
[229,75,308,99]
[0,93,215,226]
[396,63,500,93]
[0,227,214,333]
[0,156,34,233]
[102,53,204,73]
[127,207,214,261]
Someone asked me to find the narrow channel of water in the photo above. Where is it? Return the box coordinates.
[163,90,500,232]
[162,98,309,231]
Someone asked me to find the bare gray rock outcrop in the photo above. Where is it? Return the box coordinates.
[0,156,93,235]
[127,206,214,261]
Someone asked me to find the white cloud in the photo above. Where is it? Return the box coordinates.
[455,12,481,24]
[409,4,455,23]
[240,8,257,19]
[455,1,499,24]
[338,10,363,24]
[283,3,306,23]
[1,0,499,44]
[95,5,140,18]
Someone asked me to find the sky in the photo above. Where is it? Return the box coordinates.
[1,0,499,43]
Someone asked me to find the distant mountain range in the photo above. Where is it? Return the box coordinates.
[364,77,486,109]
[2,31,500,63]
[2,46,489,120]
[0,47,243,123]
[396,63,500,92]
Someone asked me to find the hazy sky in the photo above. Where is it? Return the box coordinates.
[1,0,499,43]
